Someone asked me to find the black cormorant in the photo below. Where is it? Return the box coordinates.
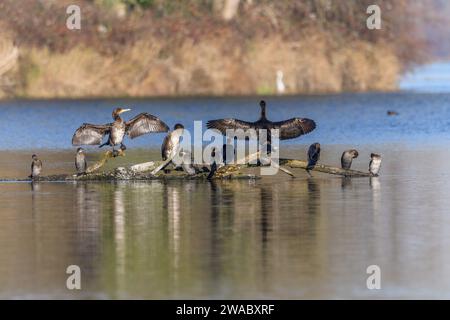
[72,108,169,151]
[341,149,359,170]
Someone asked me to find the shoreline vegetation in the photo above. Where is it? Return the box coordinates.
[0,0,430,99]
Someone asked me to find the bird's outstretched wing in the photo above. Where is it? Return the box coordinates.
[72,123,111,146]
[125,113,169,139]
[271,118,316,140]
[206,118,254,135]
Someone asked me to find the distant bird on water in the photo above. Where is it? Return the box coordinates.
[369,153,382,176]
[75,147,87,175]
[387,111,399,116]
[341,149,359,170]
[207,100,316,146]
[29,154,42,179]
[307,143,321,172]
[72,108,169,153]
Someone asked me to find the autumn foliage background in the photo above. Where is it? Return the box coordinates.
[0,0,444,98]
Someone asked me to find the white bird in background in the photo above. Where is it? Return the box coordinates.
[276,70,286,94]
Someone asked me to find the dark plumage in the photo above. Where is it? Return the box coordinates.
[207,148,217,180]
[307,143,321,171]
[222,143,236,164]
[341,149,359,170]
[369,153,382,176]
[29,154,42,179]
[72,108,169,151]
[206,100,316,142]
[75,147,87,175]
[387,111,399,116]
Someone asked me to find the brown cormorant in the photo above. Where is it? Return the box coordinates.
[75,147,87,175]
[206,100,316,144]
[72,108,169,151]
[369,153,382,176]
[341,149,359,170]
[29,154,42,179]
[307,143,321,171]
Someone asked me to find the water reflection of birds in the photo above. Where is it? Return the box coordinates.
[72,107,169,153]
[370,177,381,216]
[341,176,352,189]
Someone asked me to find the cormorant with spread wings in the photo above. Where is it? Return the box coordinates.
[72,108,169,151]
[206,100,316,144]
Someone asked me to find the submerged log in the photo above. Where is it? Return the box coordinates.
[279,159,372,177]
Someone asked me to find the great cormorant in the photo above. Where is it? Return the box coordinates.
[75,147,87,175]
[206,100,316,144]
[369,153,382,176]
[341,149,359,170]
[307,143,321,171]
[72,108,169,151]
[161,123,184,161]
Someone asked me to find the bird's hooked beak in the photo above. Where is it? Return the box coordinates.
[119,108,131,114]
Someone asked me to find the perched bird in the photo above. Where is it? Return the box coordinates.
[75,147,87,175]
[222,142,236,164]
[341,149,359,170]
[29,154,42,179]
[207,148,218,180]
[207,100,316,147]
[307,143,321,171]
[72,108,169,153]
[369,153,382,176]
[161,124,184,161]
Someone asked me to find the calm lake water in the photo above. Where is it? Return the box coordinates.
[2,64,450,299]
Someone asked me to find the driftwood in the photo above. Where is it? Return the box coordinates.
[86,148,125,173]
[0,151,376,183]
[279,159,372,177]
